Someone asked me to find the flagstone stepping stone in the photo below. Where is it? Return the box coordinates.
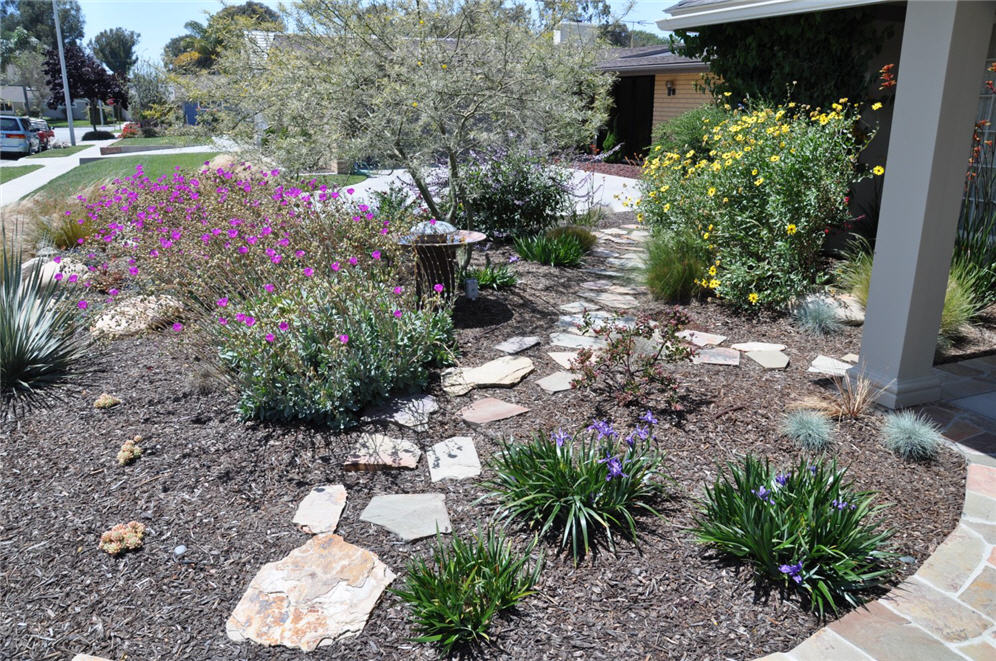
[360,493,452,541]
[621,223,641,230]
[441,356,535,396]
[677,329,727,347]
[559,301,601,314]
[581,280,614,290]
[590,249,619,258]
[90,294,184,339]
[536,371,577,393]
[606,257,644,269]
[841,353,860,363]
[601,227,629,235]
[364,395,438,431]
[808,355,854,377]
[548,351,580,369]
[343,434,421,471]
[581,268,625,278]
[459,397,530,425]
[692,347,741,366]
[549,332,607,349]
[630,231,651,240]
[426,437,481,481]
[746,350,790,370]
[293,485,347,534]
[494,336,540,354]
[606,284,641,295]
[71,656,111,661]
[226,534,395,651]
[730,341,787,352]
[600,234,636,244]
[579,291,639,309]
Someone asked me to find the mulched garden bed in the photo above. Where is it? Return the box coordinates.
[0,212,965,661]
[571,160,642,179]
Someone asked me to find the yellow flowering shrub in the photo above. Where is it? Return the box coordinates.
[640,102,873,308]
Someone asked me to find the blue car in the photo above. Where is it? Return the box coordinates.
[1,115,40,156]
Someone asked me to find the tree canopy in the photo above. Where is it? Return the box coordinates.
[44,42,128,129]
[1,0,84,52]
[163,1,284,71]
[90,27,139,78]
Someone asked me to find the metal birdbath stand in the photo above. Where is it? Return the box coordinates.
[400,221,487,302]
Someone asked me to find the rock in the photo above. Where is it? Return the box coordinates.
[536,371,577,393]
[606,257,644,269]
[677,330,727,347]
[459,397,530,425]
[746,350,790,370]
[581,280,614,291]
[589,249,619,258]
[93,393,121,409]
[440,367,475,396]
[692,347,741,366]
[549,332,607,350]
[548,351,581,369]
[426,437,481,481]
[226,534,395,651]
[581,268,625,278]
[363,394,438,431]
[808,355,853,377]
[343,434,420,471]
[601,234,636,245]
[631,336,664,358]
[606,284,641,295]
[578,291,639,310]
[601,227,629,235]
[494,336,540,354]
[20,255,89,290]
[559,301,600,314]
[630,231,651,240]
[293,485,348,534]
[173,545,187,557]
[360,494,452,541]
[90,295,183,339]
[835,294,865,325]
[841,353,860,363]
[71,655,112,661]
[730,341,787,352]
[442,356,535,396]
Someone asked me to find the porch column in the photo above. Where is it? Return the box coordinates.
[858,0,995,408]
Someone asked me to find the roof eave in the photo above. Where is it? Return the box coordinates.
[658,0,889,31]
[596,62,710,75]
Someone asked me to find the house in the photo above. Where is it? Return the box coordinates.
[595,46,712,159]
[657,0,996,409]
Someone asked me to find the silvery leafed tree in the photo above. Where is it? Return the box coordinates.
[196,0,612,224]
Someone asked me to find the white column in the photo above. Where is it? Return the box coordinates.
[858,0,995,408]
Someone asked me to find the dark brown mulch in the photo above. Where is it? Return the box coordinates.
[571,161,643,179]
[0,214,965,661]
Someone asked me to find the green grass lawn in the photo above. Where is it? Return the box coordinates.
[0,164,44,184]
[307,173,369,188]
[27,152,220,200]
[112,136,210,147]
[26,145,93,159]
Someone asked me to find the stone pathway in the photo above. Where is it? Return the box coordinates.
[359,493,452,541]
[343,433,421,471]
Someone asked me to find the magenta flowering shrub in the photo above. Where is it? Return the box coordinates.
[61,160,453,426]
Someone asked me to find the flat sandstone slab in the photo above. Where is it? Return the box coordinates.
[363,395,438,431]
[808,355,853,377]
[459,397,530,425]
[549,332,607,350]
[494,336,541,354]
[226,534,395,651]
[426,437,481,481]
[730,341,787,352]
[677,330,727,347]
[746,350,790,370]
[343,434,421,471]
[360,493,452,541]
[692,347,741,366]
[293,485,347,534]
[536,371,577,393]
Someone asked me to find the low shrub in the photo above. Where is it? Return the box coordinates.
[545,224,597,251]
[645,229,711,302]
[465,256,517,290]
[649,104,726,159]
[513,233,585,267]
[459,148,571,238]
[370,182,416,229]
[484,417,670,560]
[81,130,115,140]
[881,410,942,461]
[572,310,691,408]
[691,456,896,615]
[392,528,542,653]
[1,231,91,415]
[793,297,842,336]
[781,410,833,451]
[119,122,140,138]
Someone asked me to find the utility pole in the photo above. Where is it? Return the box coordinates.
[52,0,76,145]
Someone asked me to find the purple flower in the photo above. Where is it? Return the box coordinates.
[265,333,275,343]
[217,297,228,307]
[393,309,402,318]
[278,321,289,331]
[752,485,774,504]
[635,424,650,441]
[77,300,88,310]
[587,419,616,440]
[775,473,790,487]
[779,562,803,584]
[371,250,381,260]
[172,322,183,332]
[641,410,658,425]
[551,428,570,447]
[598,452,628,481]
[508,255,520,263]
[338,334,349,344]
[831,498,856,511]
[303,267,314,277]
[433,283,444,293]
[264,283,275,293]
[624,431,636,448]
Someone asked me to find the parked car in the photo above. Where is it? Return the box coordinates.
[29,119,54,151]
[0,115,40,156]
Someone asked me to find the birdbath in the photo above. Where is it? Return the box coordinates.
[400,221,487,300]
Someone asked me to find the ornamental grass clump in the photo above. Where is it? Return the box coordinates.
[392,528,542,654]
[781,410,833,451]
[692,456,896,615]
[513,233,586,267]
[792,297,842,336]
[645,229,711,302]
[545,224,597,251]
[881,410,942,461]
[640,101,875,308]
[483,415,669,560]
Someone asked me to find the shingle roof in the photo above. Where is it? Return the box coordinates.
[596,46,706,73]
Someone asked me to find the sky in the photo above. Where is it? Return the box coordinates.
[77,0,676,64]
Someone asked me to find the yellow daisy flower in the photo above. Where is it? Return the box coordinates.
[748,292,759,304]
[873,165,885,176]
[872,102,883,110]
[786,224,798,235]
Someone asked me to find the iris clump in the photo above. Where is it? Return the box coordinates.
[513,233,586,267]
[793,297,842,336]
[781,409,833,451]
[483,417,669,560]
[691,456,895,615]
[392,528,542,654]
[465,255,517,290]
[881,410,942,461]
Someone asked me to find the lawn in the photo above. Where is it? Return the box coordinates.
[27,152,220,200]
[0,164,43,184]
[309,172,368,187]
[25,145,93,159]
[111,135,211,147]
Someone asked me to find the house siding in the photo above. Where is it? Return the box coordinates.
[651,72,713,127]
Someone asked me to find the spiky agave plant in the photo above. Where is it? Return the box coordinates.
[1,230,91,415]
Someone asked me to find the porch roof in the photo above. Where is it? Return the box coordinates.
[657,0,887,31]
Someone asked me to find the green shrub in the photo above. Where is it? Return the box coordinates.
[484,418,669,560]
[600,129,622,163]
[645,229,711,302]
[392,528,542,654]
[881,410,942,461]
[465,257,517,290]
[459,149,570,238]
[793,297,843,336]
[640,102,873,308]
[545,224,597,251]
[370,182,416,229]
[513,234,585,267]
[781,410,833,451]
[81,130,115,140]
[1,232,91,414]
[649,105,726,159]
[691,456,896,615]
